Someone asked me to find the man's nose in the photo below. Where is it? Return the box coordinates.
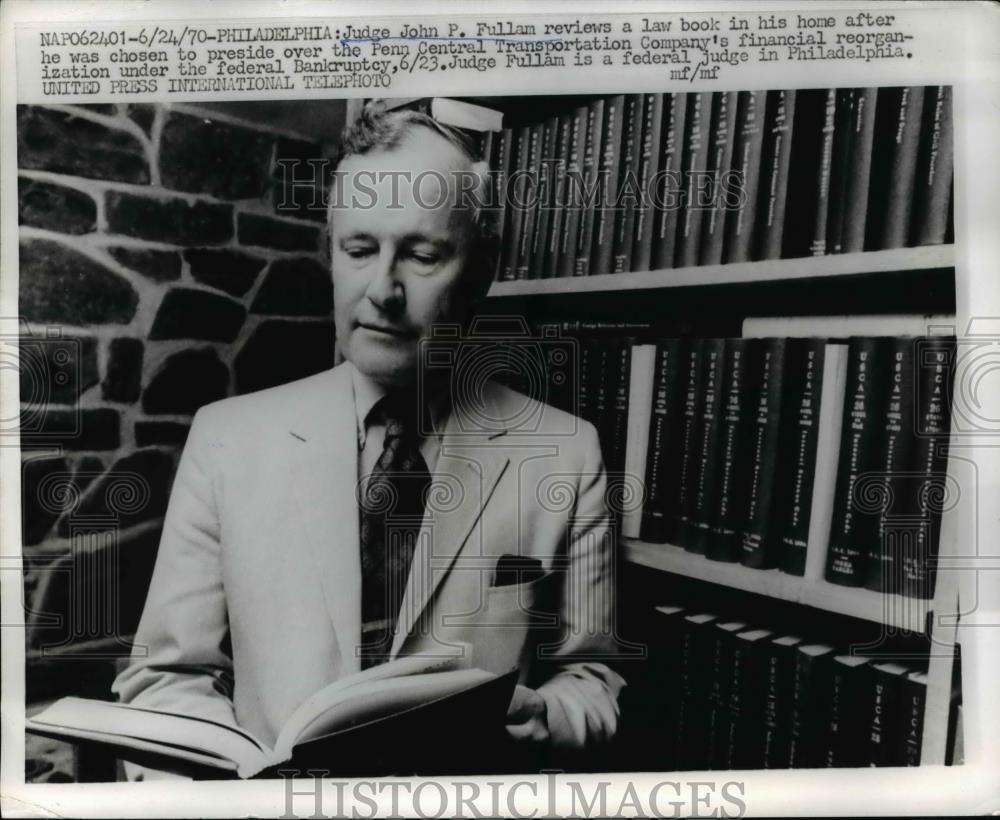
[365,250,404,312]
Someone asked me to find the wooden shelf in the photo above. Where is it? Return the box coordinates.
[624,538,932,633]
[489,245,954,297]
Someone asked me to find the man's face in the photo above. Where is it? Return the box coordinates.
[330,129,484,388]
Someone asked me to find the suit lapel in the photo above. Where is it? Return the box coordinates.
[284,365,363,675]
[391,385,511,655]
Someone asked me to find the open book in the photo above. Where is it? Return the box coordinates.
[26,656,516,779]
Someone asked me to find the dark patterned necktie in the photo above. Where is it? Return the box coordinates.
[358,393,431,668]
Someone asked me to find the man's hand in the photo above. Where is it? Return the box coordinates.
[505,684,549,743]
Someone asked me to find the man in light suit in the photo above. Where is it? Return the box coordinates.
[113,103,625,764]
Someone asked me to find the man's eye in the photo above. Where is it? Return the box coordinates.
[408,251,438,265]
[344,246,375,259]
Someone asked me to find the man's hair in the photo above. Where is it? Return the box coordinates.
[330,100,500,287]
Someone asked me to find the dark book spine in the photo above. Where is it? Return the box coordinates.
[640,338,684,543]
[810,89,837,256]
[762,638,800,769]
[775,339,827,576]
[543,114,573,279]
[824,660,873,767]
[632,93,664,272]
[529,118,559,280]
[648,606,688,772]
[901,336,954,599]
[491,127,514,280]
[872,86,926,249]
[865,337,917,594]
[676,616,718,771]
[723,90,766,264]
[607,339,632,475]
[591,94,625,276]
[788,648,834,768]
[675,92,712,268]
[898,674,926,765]
[707,625,741,770]
[575,337,597,423]
[739,338,787,568]
[558,106,587,278]
[825,89,858,255]
[842,88,879,252]
[699,91,739,266]
[708,338,754,562]
[756,89,796,260]
[826,337,890,587]
[516,122,544,279]
[687,338,727,555]
[612,94,644,273]
[911,86,954,246]
[782,90,830,259]
[651,92,688,270]
[867,665,907,766]
[590,342,613,462]
[671,338,707,545]
[574,99,604,276]
[729,634,771,769]
[498,125,530,281]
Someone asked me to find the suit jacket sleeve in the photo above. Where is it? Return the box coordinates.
[111,407,238,729]
[533,421,627,751]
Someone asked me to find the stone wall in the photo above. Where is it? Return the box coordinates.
[17,102,341,712]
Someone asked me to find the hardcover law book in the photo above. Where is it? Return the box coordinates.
[729,628,774,769]
[867,86,926,250]
[591,94,626,276]
[841,88,879,252]
[865,337,918,594]
[639,338,685,543]
[687,338,728,555]
[26,656,512,779]
[739,338,787,569]
[649,605,687,771]
[867,662,909,766]
[782,89,835,259]
[515,121,545,279]
[899,670,927,765]
[606,339,634,476]
[631,93,665,272]
[557,105,587,278]
[707,338,754,562]
[756,89,796,260]
[762,634,803,769]
[675,92,712,268]
[670,338,708,545]
[612,93,645,273]
[651,92,688,270]
[824,88,858,255]
[699,91,739,267]
[574,99,605,276]
[911,86,955,246]
[622,343,657,539]
[528,117,559,280]
[490,127,514,279]
[824,655,873,767]
[825,337,892,587]
[499,125,531,281]
[723,90,766,264]
[675,612,719,771]
[788,643,836,769]
[811,89,838,255]
[543,114,573,278]
[708,620,748,770]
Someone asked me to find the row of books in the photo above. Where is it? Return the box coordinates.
[479,86,953,280]
[498,323,955,600]
[640,604,941,770]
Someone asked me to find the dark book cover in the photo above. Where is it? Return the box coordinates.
[739,338,787,569]
[699,91,739,266]
[865,336,918,594]
[723,90,766,264]
[867,86,926,250]
[687,338,727,555]
[651,92,688,270]
[575,336,598,424]
[782,89,834,259]
[516,122,545,279]
[867,663,909,766]
[788,644,836,769]
[590,341,614,463]
[574,99,605,276]
[640,338,685,544]
[490,127,514,280]
[911,85,954,246]
[529,117,559,280]
[774,339,828,576]
[756,89,796,260]
[591,94,626,276]
[708,620,748,770]
[498,125,531,281]
[707,338,755,562]
[826,337,891,587]
[842,88,879,252]
[543,114,572,279]
[825,89,859,255]
[670,338,708,545]
[900,336,955,599]
[647,605,687,771]
[762,634,803,769]
[824,655,873,767]
[898,670,927,766]
[612,94,645,273]
[557,105,587,278]
[675,92,712,268]
[606,339,633,475]
[632,93,665,272]
[729,628,774,769]
[675,612,719,771]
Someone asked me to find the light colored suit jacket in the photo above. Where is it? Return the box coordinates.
[113,363,625,753]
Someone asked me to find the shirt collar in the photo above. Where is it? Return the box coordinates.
[348,361,449,449]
